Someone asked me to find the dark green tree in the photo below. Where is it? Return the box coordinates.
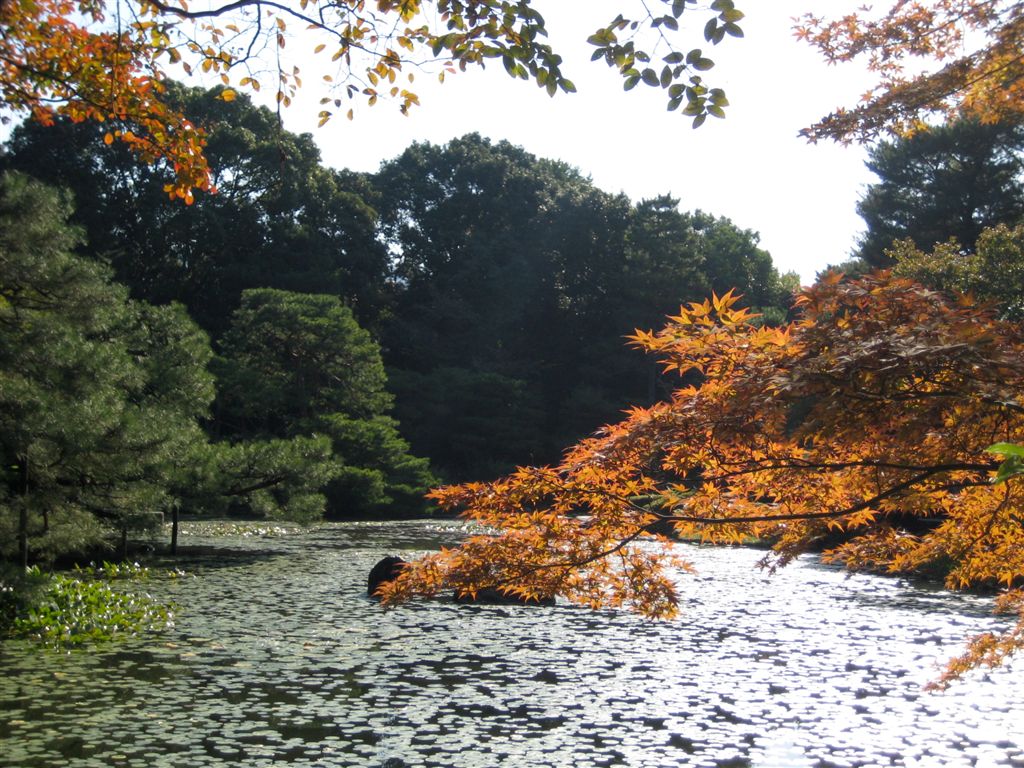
[374,136,793,480]
[0,174,344,563]
[0,173,213,564]
[215,289,434,517]
[375,134,637,478]
[0,85,390,334]
[855,119,1024,267]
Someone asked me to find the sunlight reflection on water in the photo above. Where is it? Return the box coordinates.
[1,520,1021,767]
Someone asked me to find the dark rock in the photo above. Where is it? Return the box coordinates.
[367,555,407,598]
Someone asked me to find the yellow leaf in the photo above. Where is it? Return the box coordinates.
[220,89,237,102]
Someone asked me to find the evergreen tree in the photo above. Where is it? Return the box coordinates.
[0,173,213,564]
[374,137,793,480]
[855,119,1024,266]
[0,85,390,334]
[215,289,434,517]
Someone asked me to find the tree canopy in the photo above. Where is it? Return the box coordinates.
[892,222,1024,322]
[381,272,1024,683]
[855,119,1024,267]
[797,1,1024,143]
[374,134,793,480]
[215,288,435,516]
[0,172,358,563]
[0,173,213,563]
[0,84,390,334]
[5,0,1019,196]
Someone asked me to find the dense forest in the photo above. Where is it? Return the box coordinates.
[5,84,1024,573]
[0,85,799,564]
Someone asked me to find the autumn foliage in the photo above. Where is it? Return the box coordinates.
[797,1,1024,142]
[380,272,1024,681]
[0,0,213,201]
[4,1,1022,197]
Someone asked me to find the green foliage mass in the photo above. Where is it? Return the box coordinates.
[0,84,390,335]
[0,91,796,497]
[374,134,794,480]
[891,223,1024,321]
[0,172,350,567]
[855,119,1024,267]
[215,289,435,517]
[177,436,340,525]
[2,564,173,647]
[0,172,215,564]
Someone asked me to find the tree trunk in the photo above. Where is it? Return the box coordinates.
[170,506,179,556]
[17,456,29,570]
[119,527,128,560]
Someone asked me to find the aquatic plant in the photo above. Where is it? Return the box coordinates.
[6,566,173,648]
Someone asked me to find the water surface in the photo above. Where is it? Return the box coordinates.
[1,520,1021,767]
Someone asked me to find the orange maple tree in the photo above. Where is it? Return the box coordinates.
[0,0,213,201]
[797,1,1024,142]
[380,272,1024,683]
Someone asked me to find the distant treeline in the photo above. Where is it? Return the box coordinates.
[0,85,797,561]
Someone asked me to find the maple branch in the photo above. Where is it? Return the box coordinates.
[657,468,971,525]
[702,458,997,483]
[458,522,657,596]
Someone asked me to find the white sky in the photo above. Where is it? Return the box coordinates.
[271,0,879,285]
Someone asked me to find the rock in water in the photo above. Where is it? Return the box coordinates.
[367,555,407,598]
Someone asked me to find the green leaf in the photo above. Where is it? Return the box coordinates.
[704,18,717,42]
[693,58,715,71]
[641,68,659,87]
[987,442,1024,457]
[587,29,615,46]
[994,457,1024,484]
[723,22,744,38]
[692,113,707,128]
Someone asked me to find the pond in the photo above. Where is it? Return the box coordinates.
[1,520,1022,768]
